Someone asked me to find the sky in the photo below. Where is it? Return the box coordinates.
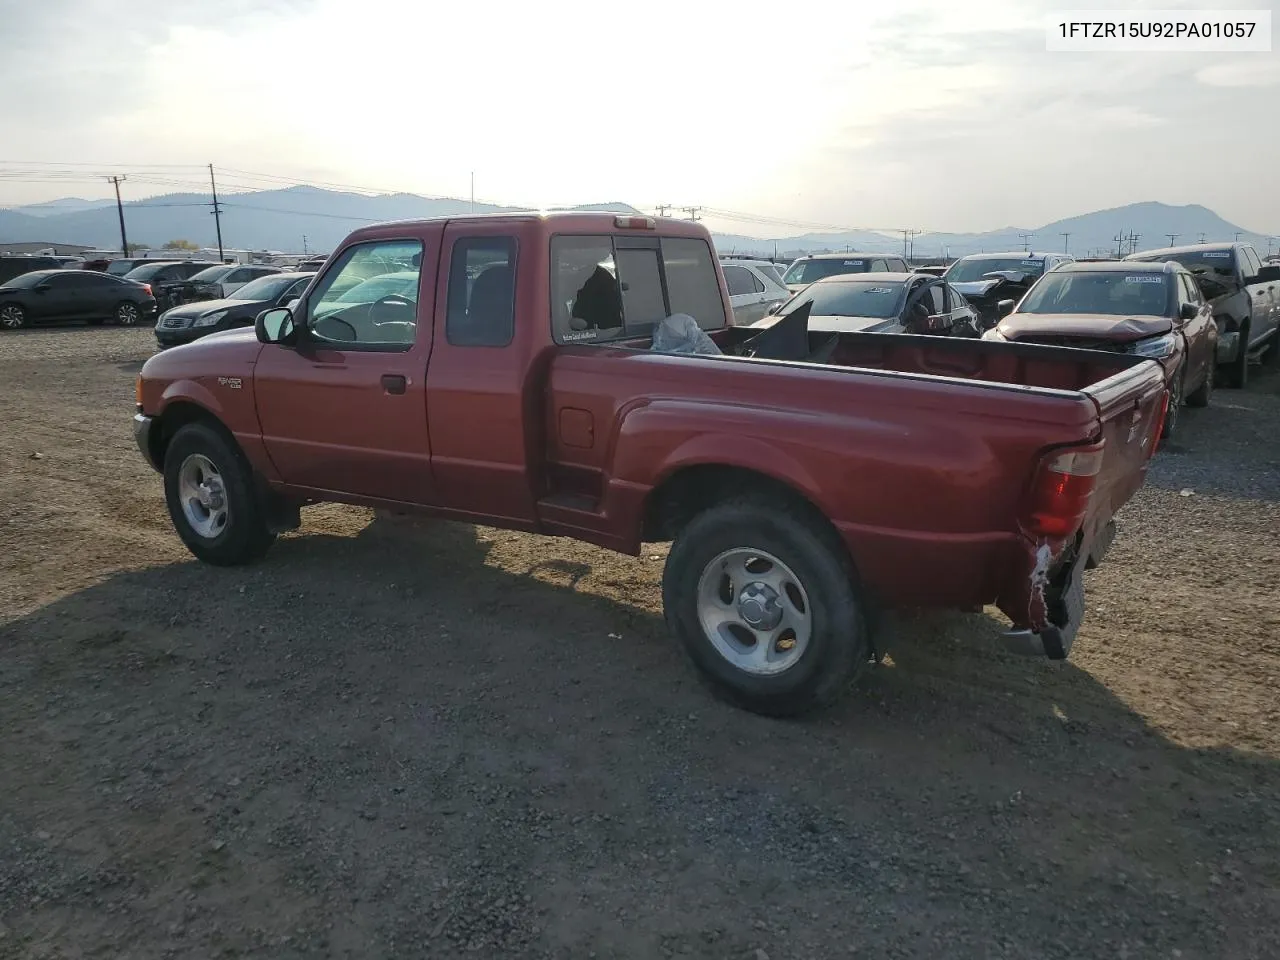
[1,0,1278,237]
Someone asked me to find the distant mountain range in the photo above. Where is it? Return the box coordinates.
[1,187,1273,260]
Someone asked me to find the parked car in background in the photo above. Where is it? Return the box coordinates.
[0,269,157,329]
[155,272,315,348]
[123,260,223,312]
[77,258,113,272]
[1125,242,1280,388]
[177,263,283,304]
[105,258,150,277]
[0,255,64,285]
[781,252,912,294]
[132,212,1168,716]
[720,258,791,325]
[943,251,1074,327]
[983,260,1215,440]
[295,256,328,272]
[752,272,982,337]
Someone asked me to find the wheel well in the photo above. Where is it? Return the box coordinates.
[150,402,231,468]
[642,464,832,544]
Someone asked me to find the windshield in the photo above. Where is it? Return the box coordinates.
[758,264,787,287]
[1017,272,1169,316]
[945,257,1045,283]
[190,265,236,283]
[2,271,55,289]
[783,258,871,286]
[786,280,907,318]
[234,274,308,301]
[336,272,419,304]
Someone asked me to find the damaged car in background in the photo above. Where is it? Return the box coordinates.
[983,260,1216,440]
[750,272,983,337]
[943,251,1074,327]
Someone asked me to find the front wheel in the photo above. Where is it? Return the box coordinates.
[1186,357,1213,408]
[662,499,870,717]
[1161,365,1184,440]
[162,422,275,565]
[0,303,26,330]
[115,301,141,326]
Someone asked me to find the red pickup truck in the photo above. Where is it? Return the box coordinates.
[133,213,1168,716]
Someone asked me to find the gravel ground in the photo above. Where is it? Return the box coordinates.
[1,325,1279,960]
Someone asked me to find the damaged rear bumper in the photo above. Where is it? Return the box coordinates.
[998,519,1116,660]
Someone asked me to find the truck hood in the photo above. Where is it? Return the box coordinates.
[996,313,1172,344]
[141,326,261,375]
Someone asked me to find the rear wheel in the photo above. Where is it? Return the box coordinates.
[662,498,870,717]
[162,422,275,565]
[1221,319,1250,389]
[0,303,26,330]
[114,301,141,326]
[1186,357,1213,408]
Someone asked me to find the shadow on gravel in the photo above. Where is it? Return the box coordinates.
[2,517,1278,959]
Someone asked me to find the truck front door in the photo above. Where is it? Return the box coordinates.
[253,234,439,504]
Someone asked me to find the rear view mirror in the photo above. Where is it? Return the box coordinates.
[1179,303,1198,320]
[997,299,1016,317]
[256,307,295,344]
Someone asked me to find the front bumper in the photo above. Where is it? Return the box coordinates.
[133,413,161,472]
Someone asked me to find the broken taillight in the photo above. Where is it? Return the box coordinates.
[1024,443,1105,539]
[142,283,153,296]
[1148,390,1170,458]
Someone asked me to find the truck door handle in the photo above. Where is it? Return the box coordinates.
[381,374,407,395]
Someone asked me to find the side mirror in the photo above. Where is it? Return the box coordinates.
[256,307,295,344]
[766,301,784,315]
[1179,302,1198,321]
[997,299,1016,318]
[1253,264,1280,284]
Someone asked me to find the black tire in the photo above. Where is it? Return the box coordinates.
[662,498,870,717]
[162,421,275,566]
[1161,365,1184,441]
[0,302,26,330]
[1221,319,1249,389]
[114,301,142,326]
[1186,357,1213,408]
[1264,329,1280,368]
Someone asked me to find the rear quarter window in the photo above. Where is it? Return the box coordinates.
[550,235,725,343]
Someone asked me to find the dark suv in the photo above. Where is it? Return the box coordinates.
[0,256,63,285]
[122,260,223,311]
[1126,242,1280,388]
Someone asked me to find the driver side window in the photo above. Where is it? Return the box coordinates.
[304,239,423,349]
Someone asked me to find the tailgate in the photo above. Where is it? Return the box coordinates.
[1081,357,1168,537]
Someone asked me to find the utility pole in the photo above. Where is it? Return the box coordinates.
[107,175,129,257]
[1234,231,1242,241]
[208,164,225,262]
[302,235,309,255]
[1198,232,1206,243]
[1166,233,1178,246]
[682,206,702,221]
[1019,232,1033,252]
[1113,233,1125,258]
[655,204,672,218]
[1130,233,1141,256]
[1060,232,1070,253]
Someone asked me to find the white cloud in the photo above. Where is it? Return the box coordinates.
[0,0,1276,235]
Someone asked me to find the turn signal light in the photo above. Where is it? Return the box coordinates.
[1024,443,1105,539]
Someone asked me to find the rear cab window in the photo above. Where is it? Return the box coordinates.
[550,234,724,343]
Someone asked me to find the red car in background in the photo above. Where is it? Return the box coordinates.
[983,259,1216,441]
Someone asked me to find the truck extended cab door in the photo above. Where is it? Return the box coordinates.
[253,233,439,503]
[422,225,539,526]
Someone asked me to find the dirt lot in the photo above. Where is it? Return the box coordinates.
[2,326,1279,960]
